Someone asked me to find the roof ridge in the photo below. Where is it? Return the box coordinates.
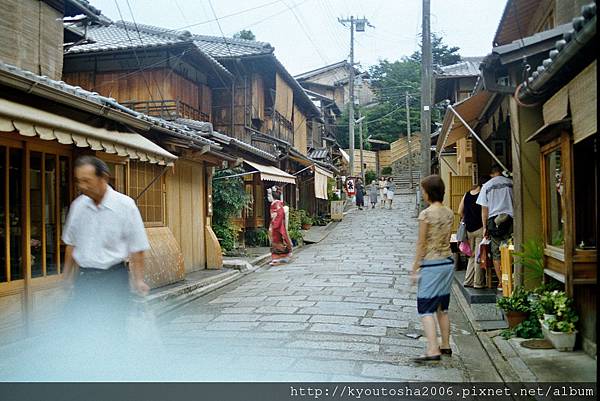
[115,20,195,42]
[192,33,272,49]
[295,60,349,78]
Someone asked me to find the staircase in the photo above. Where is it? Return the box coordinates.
[391,169,420,193]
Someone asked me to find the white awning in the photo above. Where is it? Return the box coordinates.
[436,90,494,153]
[244,160,296,184]
[314,164,334,200]
[339,148,350,164]
[0,97,177,165]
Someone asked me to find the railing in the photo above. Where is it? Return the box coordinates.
[270,110,293,145]
[120,99,210,122]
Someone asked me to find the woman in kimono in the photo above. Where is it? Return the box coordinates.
[267,186,293,266]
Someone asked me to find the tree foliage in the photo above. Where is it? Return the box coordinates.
[410,33,462,67]
[233,29,256,41]
[335,34,461,147]
[211,168,252,251]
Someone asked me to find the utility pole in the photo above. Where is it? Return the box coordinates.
[358,108,365,183]
[405,92,413,190]
[339,16,373,177]
[420,0,432,193]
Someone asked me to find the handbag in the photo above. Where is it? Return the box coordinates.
[456,220,468,242]
[479,242,493,270]
[459,240,472,257]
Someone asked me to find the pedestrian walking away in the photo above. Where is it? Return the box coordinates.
[367,180,379,208]
[61,155,151,347]
[378,176,387,208]
[476,164,514,292]
[411,175,455,362]
[386,177,396,209]
[267,185,293,266]
[458,177,489,288]
[355,178,365,210]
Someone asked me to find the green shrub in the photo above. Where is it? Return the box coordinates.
[513,239,544,288]
[365,170,377,185]
[501,315,543,339]
[288,208,304,244]
[213,222,238,252]
[245,228,270,247]
[381,166,392,175]
[211,168,252,252]
[496,286,530,313]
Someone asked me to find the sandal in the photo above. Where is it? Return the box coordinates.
[440,348,452,355]
[412,354,441,363]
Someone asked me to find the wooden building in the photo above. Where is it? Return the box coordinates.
[0,0,244,344]
[436,0,597,355]
[192,31,333,223]
[516,1,596,355]
[61,19,288,260]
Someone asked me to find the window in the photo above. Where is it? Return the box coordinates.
[129,160,165,226]
[573,135,597,250]
[1,143,70,284]
[545,148,564,247]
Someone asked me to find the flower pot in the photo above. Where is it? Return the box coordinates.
[546,329,577,351]
[504,311,528,328]
[543,314,556,322]
[301,223,312,230]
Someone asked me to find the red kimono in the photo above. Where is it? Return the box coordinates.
[269,199,292,263]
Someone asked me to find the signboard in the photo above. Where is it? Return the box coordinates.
[345,178,356,196]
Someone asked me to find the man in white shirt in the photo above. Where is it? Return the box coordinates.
[476,164,514,291]
[62,156,150,337]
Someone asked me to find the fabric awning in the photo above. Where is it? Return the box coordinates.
[314,164,334,200]
[339,148,350,164]
[436,90,494,153]
[0,97,176,165]
[244,160,296,185]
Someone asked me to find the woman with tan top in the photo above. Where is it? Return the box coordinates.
[411,175,455,362]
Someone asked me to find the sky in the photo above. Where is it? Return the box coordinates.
[88,0,507,75]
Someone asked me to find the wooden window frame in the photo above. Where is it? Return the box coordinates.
[128,160,166,227]
[27,142,72,283]
[0,136,72,293]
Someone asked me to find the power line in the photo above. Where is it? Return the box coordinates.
[174,0,285,31]
[124,0,168,104]
[113,0,156,102]
[241,0,310,30]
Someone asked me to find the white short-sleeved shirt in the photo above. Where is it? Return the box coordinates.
[476,175,514,218]
[62,186,150,269]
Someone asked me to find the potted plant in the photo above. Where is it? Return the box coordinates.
[545,308,578,351]
[300,211,313,230]
[496,286,530,328]
[537,291,557,321]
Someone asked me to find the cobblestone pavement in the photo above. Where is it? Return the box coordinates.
[156,195,475,381]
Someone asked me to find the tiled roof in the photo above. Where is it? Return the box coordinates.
[308,148,329,160]
[0,61,217,147]
[520,2,596,99]
[294,61,349,80]
[65,22,185,54]
[193,34,274,58]
[65,21,231,77]
[209,131,277,162]
[437,58,483,78]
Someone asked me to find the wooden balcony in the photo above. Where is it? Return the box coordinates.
[121,99,210,122]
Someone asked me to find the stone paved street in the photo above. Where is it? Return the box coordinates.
[155,195,481,381]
